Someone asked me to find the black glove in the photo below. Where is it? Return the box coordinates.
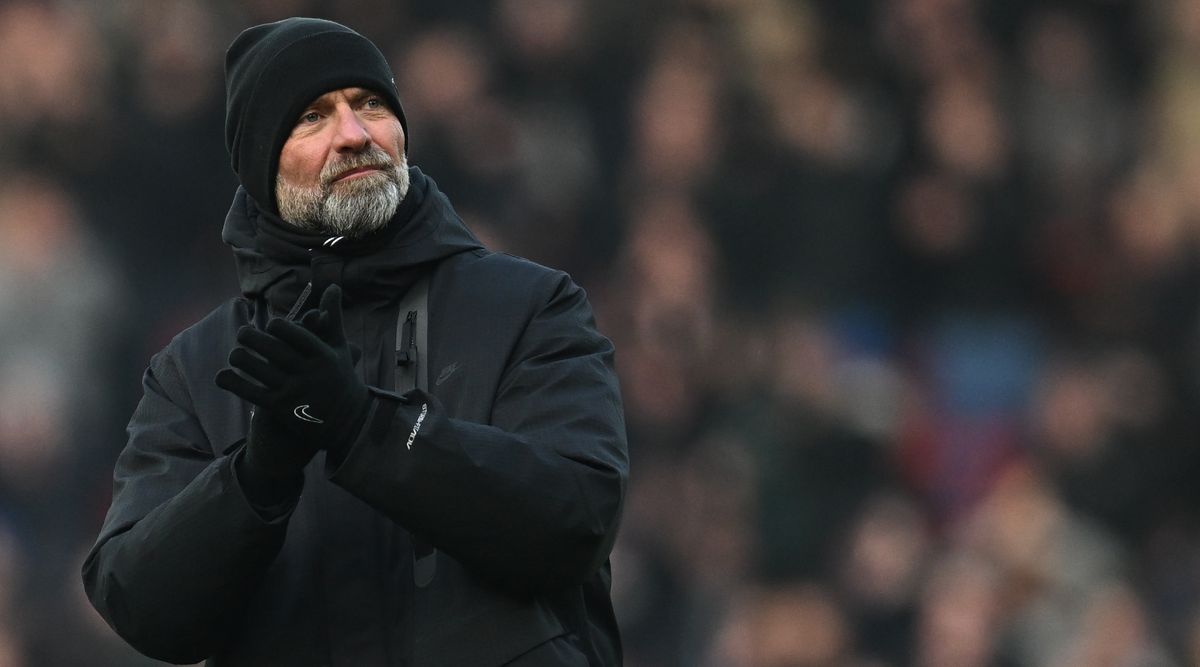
[241,407,316,478]
[233,408,313,512]
[216,284,370,453]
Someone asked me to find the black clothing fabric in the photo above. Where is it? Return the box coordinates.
[82,169,628,666]
[224,17,408,214]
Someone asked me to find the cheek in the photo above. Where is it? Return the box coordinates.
[277,144,326,187]
[370,121,406,162]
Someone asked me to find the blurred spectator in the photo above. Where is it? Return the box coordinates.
[629,20,725,191]
[1049,583,1178,667]
[0,2,114,171]
[913,550,1005,667]
[0,173,124,503]
[837,492,930,665]
[1014,9,1129,209]
[0,171,127,664]
[711,583,860,667]
[92,0,239,338]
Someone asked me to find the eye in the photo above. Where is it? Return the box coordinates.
[364,97,382,109]
[300,110,320,124]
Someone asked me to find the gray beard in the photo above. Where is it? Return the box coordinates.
[275,150,410,239]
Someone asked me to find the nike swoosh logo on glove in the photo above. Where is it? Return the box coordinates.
[293,404,324,423]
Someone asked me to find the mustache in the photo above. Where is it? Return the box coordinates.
[320,146,396,186]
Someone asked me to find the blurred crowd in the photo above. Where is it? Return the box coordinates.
[4,0,1200,665]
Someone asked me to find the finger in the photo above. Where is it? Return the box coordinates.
[265,317,328,356]
[297,307,337,346]
[319,284,346,344]
[236,325,307,370]
[298,308,324,336]
[215,367,272,406]
[228,347,287,389]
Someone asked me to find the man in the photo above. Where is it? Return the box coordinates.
[82,17,627,666]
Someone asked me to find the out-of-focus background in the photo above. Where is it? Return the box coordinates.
[4,0,1200,665]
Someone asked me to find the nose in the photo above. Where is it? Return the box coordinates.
[331,105,371,153]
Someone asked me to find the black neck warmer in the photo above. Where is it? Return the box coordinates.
[253,171,425,260]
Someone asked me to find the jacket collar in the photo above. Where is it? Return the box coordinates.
[222,167,484,315]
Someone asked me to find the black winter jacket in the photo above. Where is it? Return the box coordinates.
[82,170,628,666]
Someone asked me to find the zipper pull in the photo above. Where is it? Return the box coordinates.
[397,310,417,367]
[284,282,314,321]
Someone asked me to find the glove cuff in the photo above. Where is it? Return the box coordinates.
[234,446,304,516]
[325,386,371,458]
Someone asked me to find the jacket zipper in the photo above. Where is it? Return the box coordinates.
[397,310,417,367]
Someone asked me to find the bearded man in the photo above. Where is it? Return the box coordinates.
[82,17,627,667]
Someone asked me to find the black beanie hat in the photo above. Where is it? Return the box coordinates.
[224,17,408,214]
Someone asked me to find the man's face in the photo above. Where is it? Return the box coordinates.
[275,86,409,238]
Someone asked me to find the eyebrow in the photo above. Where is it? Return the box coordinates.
[342,88,382,105]
[307,88,380,110]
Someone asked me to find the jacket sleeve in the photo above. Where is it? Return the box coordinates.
[327,273,628,594]
[81,345,291,664]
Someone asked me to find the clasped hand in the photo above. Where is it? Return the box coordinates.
[216,284,368,476]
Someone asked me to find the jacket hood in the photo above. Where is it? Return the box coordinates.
[222,167,483,315]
